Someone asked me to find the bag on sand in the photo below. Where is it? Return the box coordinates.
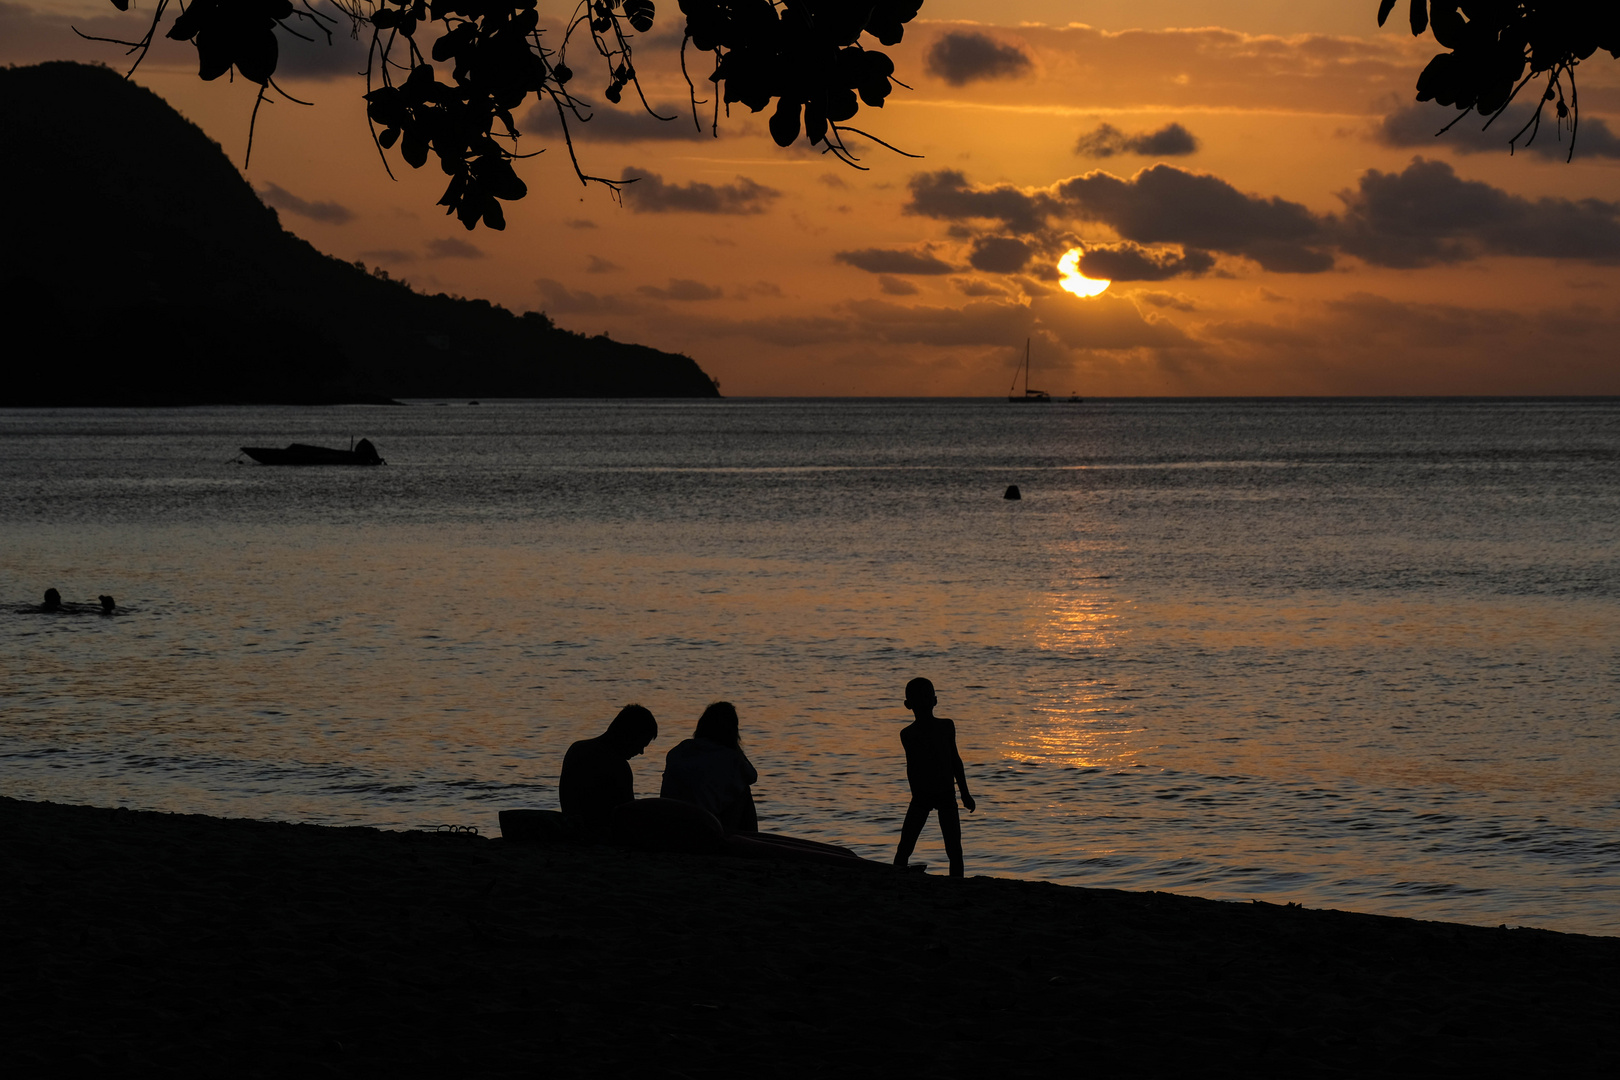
[497,808,574,844]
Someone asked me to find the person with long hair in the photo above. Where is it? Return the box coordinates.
[660,701,759,833]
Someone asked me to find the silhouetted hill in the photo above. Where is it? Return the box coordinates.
[0,62,719,405]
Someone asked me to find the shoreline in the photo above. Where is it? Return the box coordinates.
[4,796,1617,1075]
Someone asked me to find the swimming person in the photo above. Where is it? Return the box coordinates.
[559,704,658,830]
[660,701,759,833]
[31,589,116,614]
[892,677,976,877]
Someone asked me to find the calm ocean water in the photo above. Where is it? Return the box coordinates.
[3,399,1617,933]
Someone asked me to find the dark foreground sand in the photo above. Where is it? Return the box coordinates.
[3,797,1617,1077]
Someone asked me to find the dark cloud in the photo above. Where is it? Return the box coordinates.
[911,166,1319,279]
[834,248,956,275]
[1336,157,1620,267]
[953,277,1012,298]
[1132,123,1201,157]
[1135,291,1200,312]
[426,238,483,259]
[878,275,920,296]
[969,236,1033,274]
[1376,102,1620,160]
[565,219,598,229]
[637,278,724,301]
[620,168,780,214]
[521,99,710,143]
[1057,165,1333,273]
[534,277,624,314]
[1080,242,1215,281]
[925,31,1033,86]
[905,171,1056,235]
[1075,122,1200,159]
[259,182,353,225]
[585,255,621,274]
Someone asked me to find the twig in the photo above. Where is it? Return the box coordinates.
[835,124,923,159]
[246,85,270,168]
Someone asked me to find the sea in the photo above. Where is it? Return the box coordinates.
[3,399,1617,935]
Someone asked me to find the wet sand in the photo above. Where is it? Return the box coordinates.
[4,796,1616,1076]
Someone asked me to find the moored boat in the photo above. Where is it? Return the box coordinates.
[240,438,385,466]
[1007,339,1051,402]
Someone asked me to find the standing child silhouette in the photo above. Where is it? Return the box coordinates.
[892,677,976,877]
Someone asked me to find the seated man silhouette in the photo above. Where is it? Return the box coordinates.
[558,704,658,831]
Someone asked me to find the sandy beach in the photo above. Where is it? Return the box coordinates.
[3,796,1616,1076]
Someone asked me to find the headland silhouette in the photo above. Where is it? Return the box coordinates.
[0,63,721,407]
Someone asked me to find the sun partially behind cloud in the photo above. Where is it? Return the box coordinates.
[1057,248,1110,297]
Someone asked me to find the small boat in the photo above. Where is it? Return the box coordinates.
[240,438,385,466]
[1007,338,1050,403]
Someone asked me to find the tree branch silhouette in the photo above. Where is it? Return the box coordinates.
[1378,1,1619,161]
[81,0,924,230]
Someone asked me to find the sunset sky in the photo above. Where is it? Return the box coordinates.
[7,1,1619,395]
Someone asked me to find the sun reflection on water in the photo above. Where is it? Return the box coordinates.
[999,584,1149,770]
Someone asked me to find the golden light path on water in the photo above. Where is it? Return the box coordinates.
[1000,581,1146,771]
[1057,247,1110,298]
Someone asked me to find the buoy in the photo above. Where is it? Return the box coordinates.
[1004,485,1021,500]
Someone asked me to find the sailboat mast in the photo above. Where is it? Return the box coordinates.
[1008,336,1048,401]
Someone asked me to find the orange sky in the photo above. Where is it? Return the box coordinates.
[8,1,1619,395]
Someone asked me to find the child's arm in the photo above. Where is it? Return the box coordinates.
[949,720,975,812]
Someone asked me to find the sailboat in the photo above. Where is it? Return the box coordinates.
[1007,338,1051,402]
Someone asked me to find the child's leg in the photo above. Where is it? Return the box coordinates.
[892,798,932,866]
[937,801,964,877]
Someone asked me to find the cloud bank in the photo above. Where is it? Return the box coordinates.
[620,169,780,214]
[522,99,709,144]
[901,157,1620,284]
[835,248,956,275]
[1337,158,1620,267]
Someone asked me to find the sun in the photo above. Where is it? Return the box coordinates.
[1058,247,1110,298]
